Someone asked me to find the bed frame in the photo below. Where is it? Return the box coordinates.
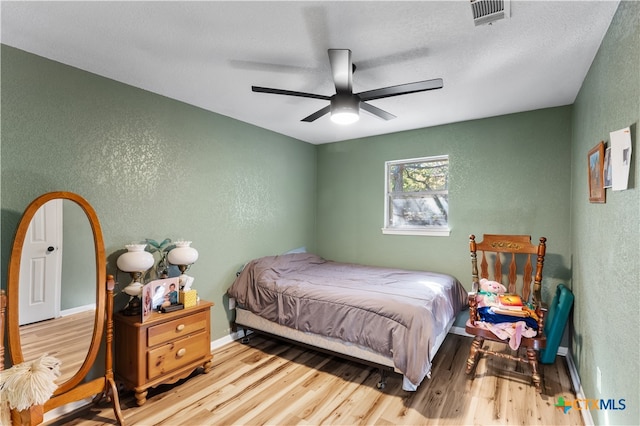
[234,307,455,391]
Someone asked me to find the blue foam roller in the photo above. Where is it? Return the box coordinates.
[540,283,574,364]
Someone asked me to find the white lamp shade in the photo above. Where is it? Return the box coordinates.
[117,244,154,273]
[168,241,199,265]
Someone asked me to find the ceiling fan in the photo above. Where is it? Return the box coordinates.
[251,49,444,125]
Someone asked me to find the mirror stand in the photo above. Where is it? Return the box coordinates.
[5,192,125,425]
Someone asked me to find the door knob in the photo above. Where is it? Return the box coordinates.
[47,246,55,253]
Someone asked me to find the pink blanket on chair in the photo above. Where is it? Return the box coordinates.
[467,320,537,350]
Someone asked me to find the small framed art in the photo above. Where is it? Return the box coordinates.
[587,141,605,203]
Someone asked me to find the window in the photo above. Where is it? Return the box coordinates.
[383,155,450,236]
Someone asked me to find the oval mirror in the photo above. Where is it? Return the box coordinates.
[7,191,106,396]
[17,199,96,385]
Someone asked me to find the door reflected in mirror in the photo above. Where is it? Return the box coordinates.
[18,199,96,385]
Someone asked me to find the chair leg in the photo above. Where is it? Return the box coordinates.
[466,337,484,375]
[527,348,542,393]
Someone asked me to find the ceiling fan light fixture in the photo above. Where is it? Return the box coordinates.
[252,49,442,124]
[330,95,360,125]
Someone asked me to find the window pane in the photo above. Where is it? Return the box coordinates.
[389,160,448,194]
[385,155,449,234]
[389,194,448,227]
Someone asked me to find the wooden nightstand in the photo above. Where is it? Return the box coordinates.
[114,300,214,405]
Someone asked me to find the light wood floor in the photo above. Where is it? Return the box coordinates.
[20,310,94,385]
[44,333,583,425]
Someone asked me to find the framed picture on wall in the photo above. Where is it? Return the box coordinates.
[587,141,605,203]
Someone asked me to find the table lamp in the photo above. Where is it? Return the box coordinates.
[167,241,198,291]
[117,243,154,316]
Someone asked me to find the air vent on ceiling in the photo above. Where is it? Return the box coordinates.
[471,0,510,26]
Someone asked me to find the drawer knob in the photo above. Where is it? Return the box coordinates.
[176,324,185,332]
[176,348,186,358]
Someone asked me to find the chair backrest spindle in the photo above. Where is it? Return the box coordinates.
[492,253,501,284]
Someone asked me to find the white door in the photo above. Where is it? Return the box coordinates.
[19,199,63,325]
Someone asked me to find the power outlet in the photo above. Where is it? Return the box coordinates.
[596,366,602,394]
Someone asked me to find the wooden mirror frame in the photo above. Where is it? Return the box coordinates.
[6,191,123,425]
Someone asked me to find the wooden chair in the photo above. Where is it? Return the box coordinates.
[465,234,547,392]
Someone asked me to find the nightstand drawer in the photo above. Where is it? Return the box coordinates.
[147,330,209,380]
[147,311,208,347]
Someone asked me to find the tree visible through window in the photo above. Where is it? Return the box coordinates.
[384,155,449,235]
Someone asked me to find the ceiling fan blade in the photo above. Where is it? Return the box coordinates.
[328,49,353,94]
[357,78,443,102]
[252,86,331,101]
[360,102,396,121]
[301,105,331,122]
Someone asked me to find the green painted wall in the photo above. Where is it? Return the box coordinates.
[570,1,639,424]
[316,107,573,304]
[1,45,317,340]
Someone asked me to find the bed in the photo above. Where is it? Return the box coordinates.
[227,253,468,391]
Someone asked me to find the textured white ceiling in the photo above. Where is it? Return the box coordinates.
[1,1,620,144]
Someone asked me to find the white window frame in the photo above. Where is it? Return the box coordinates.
[382,155,450,237]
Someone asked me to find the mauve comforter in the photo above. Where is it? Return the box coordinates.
[227,253,468,388]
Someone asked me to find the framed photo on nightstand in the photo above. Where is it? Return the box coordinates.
[142,277,180,321]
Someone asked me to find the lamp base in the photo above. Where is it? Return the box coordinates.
[121,295,142,316]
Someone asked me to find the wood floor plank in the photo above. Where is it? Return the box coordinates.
[42,333,584,426]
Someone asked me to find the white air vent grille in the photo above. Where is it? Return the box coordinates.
[471,0,510,26]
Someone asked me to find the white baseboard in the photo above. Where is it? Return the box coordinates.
[60,303,95,317]
[565,350,594,425]
[211,329,245,350]
[211,329,253,351]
